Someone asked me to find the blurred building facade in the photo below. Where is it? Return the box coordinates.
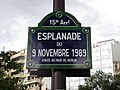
[79,39,120,86]
[92,39,120,75]
[11,49,42,90]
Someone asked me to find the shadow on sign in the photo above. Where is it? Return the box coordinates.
[29,69,90,77]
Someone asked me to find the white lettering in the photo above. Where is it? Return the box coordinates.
[33,49,69,57]
[37,32,81,41]
[32,49,36,57]
[37,33,42,40]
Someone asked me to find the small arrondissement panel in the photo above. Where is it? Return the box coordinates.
[27,11,92,69]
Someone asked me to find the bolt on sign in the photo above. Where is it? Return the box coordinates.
[27,11,92,69]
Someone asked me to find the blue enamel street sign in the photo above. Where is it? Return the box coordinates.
[27,11,92,69]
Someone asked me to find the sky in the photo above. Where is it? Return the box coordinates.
[0,0,120,51]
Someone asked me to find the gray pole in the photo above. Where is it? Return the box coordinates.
[53,0,65,12]
[54,70,66,90]
[52,0,66,90]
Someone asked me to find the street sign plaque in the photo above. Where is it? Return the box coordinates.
[27,11,92,69]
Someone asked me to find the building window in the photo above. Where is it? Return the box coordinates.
[115,63,118,71]
[32,77,34,79]
[28,76,30,80]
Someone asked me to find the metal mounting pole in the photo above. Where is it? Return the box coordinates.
[54,70,66,90]
[53,0,65,12]
[52,0,66,90]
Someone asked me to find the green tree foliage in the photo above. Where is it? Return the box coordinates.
[109,74,120,90]
[78,70,114,90]
[0,51,27,90]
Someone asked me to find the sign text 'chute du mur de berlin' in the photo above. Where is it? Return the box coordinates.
[27,11,92,69]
